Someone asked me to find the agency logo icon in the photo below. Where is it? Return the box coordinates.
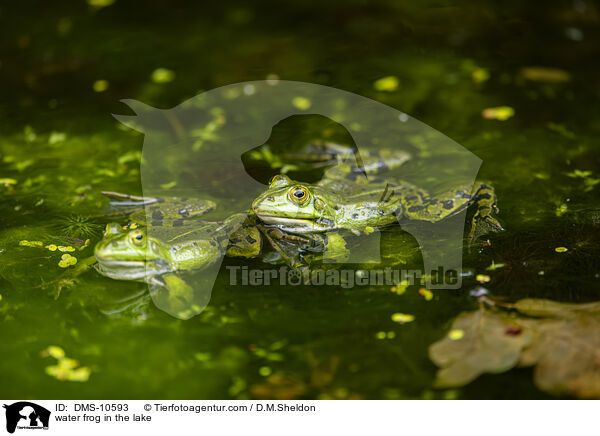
[3,402,50,434]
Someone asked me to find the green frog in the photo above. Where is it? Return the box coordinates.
[252,171,503,262]
[248,140,411,174]
[94,193,310,290]
[101,191,217,227]
[94,215,247,281]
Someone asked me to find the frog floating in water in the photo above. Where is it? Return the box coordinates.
[93,141,503,308]
[253,175,501,238]
[248,140,411,174]
[94,192,310,297]
[252,144,503,264]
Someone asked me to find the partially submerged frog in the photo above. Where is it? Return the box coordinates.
[94,216,246,283]
[95,192,311,289]
[94,212,266,317]
[252,172,503,259]
[248,140,411,174]
[101,191,216,227]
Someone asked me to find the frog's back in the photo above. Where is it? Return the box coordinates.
[131,198,216,226]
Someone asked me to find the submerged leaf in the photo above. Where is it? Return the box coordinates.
[512,299,600,319]
[430,299,600,398]
[429,307,531,388]
[519,317,600,398]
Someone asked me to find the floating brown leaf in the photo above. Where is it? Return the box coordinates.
[429,299,600,398]
[429,307,532,388]
[518,315,600,398]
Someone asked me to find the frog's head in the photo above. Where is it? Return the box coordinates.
[94,224,172,280]
[252,175,338,233]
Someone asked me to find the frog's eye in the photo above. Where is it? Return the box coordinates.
[129,230,146,246]
[288,186,309,205]
[269,174,291,188]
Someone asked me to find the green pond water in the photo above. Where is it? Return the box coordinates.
[1,0,599,399]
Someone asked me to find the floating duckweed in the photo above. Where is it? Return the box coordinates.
[419,288,434,301]
[555,203,568,216]
[43,345,91,382]
[59,253,78,267]
[258,366,272,377]
[47,244,58,251]
[375,331,387,340]
[393,280,409,295]
[56,246,76,252]
[448,329,465,340]
[386,331,396,339]
[19,240,43,247]
[129,223,138,229]
[48,131,66,144]
[0,178,17,186]
[292,96,311,110]
[555,247,568,253]
[151,68,176,84]
[373,76,399,92]
[476,274,491,283]
[472,68,490,83]
[520,67,571,83]
[44,345,66,359]
[364,226,375,235]
[92,79,109,92]
[486,261,505,271]
[566,169,593,178]
[224,87,241,99]
[24,125,37,142]
[391,313,415,324]
[482,106,515,121]
[87,0,115,7]
[443,390,460,400]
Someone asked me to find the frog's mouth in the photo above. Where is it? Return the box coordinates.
[94,258,171,281]
[258,215,312,226]
[256,215,335,232]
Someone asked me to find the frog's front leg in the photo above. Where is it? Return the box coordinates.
[258,225,310,269]
[153,273,197,320]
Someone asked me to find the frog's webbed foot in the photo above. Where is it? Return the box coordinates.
[260,225,311,247]
[467,184,504,250]
[257,225,309,270]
